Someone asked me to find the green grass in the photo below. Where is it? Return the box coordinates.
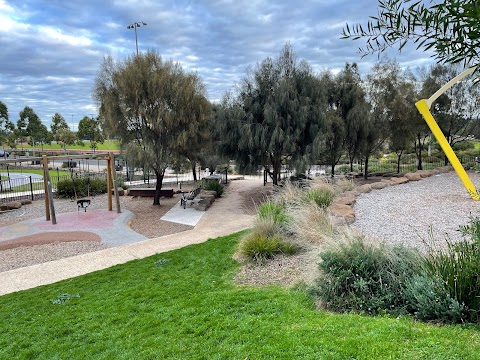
[0,169,74,192]
[0,232,479,359]
[7,140,120,151]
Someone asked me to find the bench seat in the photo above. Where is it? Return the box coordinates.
[128,188,174,198]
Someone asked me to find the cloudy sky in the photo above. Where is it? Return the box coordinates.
[0,0,435,129]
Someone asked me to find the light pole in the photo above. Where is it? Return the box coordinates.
[127,21,147,55]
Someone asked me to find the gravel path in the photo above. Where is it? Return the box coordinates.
[352,171,480,252]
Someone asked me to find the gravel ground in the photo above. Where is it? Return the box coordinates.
[352,171,480,252]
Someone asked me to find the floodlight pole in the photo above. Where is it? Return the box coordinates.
[127,21,147,55]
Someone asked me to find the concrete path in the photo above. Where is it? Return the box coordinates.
[0,178,260,296]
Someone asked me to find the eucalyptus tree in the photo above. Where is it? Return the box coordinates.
[18,106,50,150]
[77,116,104,152]
[94,51,210,205]
[0,101,8,146]
[218,44,325,185]
[51,113,69,136]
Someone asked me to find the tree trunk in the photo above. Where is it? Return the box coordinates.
[331,163,335,177]
[191,161,197,182]
[396,151,403,174]
[416,135,423,170]
[363,156,369,179]
[153,171,164,206]
[272,158,282,186]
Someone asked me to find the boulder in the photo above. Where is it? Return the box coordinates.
[437,166,453,173]
[20,199,32,205]
[194,198,211,211]
[371,182,389,190]
[355,184,372,193]
[334,195,356,206]
[0,201,22,211]
[404,172,422,181]
[329,203,355,225]
[390,177,409,185]
[416,170,433,178]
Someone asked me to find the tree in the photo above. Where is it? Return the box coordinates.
[77,116,104,152]
[334,63,369,172]
[18,106,50,151]
[56,128,76,151]
[0,101,8,146]
[51,113,69,136]
[342,0,480,67]
[94,51,210,205]
[218,44,325,185]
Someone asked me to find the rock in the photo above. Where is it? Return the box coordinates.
[329,203,355,224]
[390,177,409,185]
[404,172,422,181]
[437,166,453,173]
[355,184,372,193]
[430,169,441,175]
[194,198,211,211]
[334,195,356,206]
[0,201,22,210]
[416,170,433,178]
[20,199,32,205]
[371,182,389,190]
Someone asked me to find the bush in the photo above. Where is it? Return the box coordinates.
[202,180,224,197]
[403,273,464,323]
[304,187,334,208]
[423,217,480,323]
[239,232,296,263]
[317,237,422,315]
[56,177,107,198]
[257,201,289,227]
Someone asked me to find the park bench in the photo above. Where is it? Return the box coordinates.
[180,187,201,209]
[128,188,174,198]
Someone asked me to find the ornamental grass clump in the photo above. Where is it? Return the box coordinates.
[422,217,480,323]
[239,231,296,264]
[304,187,335,208]
[257,201,290,228]
[286,202,334,244]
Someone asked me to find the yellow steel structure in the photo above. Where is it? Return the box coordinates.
[415,66,479,200]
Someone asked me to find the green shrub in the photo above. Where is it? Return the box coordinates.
[258,201,289,226]
[239,232,296,263]
[56,177,107,198]
[403,273,464,323]
[304,187,334,208]
[203,180,224,197]
[424,218,480,323]
[317,237,421,315]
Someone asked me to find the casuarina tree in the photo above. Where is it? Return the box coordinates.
[94,51,210,205]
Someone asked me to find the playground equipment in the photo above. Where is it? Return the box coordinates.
[415,66,480,200]
[0,152,121,224]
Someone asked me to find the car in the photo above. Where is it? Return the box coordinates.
[0,150,9,158]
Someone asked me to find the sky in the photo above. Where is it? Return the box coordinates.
[0,0,436,130]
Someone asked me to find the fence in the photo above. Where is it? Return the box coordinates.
[0,171,106,204]
[327,154,478,176]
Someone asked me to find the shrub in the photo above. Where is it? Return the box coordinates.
[304,187,334,208]
[423,217,480,323]
[239,232,296,263]
[257,201,289,227]
[56,177,107,198]
[203,180,224,197]
[317,237,422,315]
[403,273,464,323]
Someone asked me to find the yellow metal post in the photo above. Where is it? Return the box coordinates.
[416,99,479,200]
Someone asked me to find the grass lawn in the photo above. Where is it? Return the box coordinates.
[11,141,120,152]
[0,232,479,359]
[0,169,74,193]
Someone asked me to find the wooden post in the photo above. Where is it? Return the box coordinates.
[107,153,112,211]
[45,171,57,225]
[41,156,50,221]
[110,155,121,214]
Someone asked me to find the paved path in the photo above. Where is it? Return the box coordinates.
[0,178,260,296]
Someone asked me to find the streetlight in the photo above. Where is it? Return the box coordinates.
[127,21,147,55]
